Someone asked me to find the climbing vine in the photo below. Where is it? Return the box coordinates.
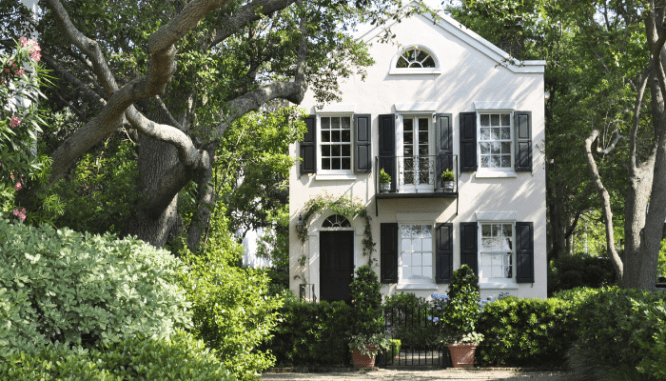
[297,194,376,261]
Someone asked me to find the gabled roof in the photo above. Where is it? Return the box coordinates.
[356,5,546,74]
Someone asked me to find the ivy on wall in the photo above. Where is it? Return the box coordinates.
[297,194,376,263]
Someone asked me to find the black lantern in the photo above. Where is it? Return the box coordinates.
[296,215,306,235]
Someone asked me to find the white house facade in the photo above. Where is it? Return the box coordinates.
[289,10,547,302]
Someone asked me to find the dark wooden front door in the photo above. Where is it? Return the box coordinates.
[320,231,354,302]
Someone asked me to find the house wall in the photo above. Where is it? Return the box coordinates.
[289,13,546,301]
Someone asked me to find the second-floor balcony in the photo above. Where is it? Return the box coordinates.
[375,154,458,199]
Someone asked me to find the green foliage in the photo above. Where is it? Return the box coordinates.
[264,296,353,366]
[0,219,191,360]
[443,265,482,343]
[440,169,454,182]
[256,205,290,294]
[0,38,51,221]
[299,194,375,259]
[0,331,232,381]
[548,254,617,295]
[379,168,391,183]
[350,265,384,338]
[476,296,579,366]
[569,287,666,380]
[181,209,282,380]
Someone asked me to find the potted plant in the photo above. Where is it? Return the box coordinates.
[349,265,390,369]
[441,169,455,192]
[378,168,391,193]
[440,264,484,368]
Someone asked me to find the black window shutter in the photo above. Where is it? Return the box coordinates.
[354,114,372,174]
[514,111,532,172]
[435,223,453,284]
[378,114,396,192]
[460,222,478,276]
[515,221,535,283]
[299,115,316,174]
[435,114,453,192]
[459,112,477,172]
[380,223,398,284]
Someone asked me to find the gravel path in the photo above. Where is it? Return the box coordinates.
[262,368,567,381]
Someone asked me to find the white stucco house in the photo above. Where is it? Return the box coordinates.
[289,8,546,302]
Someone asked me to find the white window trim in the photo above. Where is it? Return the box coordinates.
[397,222,435,287]
[316,114,354,177]
[395,114,435,193]
[388,45,442,75]
[475,109,517,178]
[477,220,517,287]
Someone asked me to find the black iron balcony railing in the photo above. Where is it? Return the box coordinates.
[375,154,458,196]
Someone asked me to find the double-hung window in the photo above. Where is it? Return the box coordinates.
[318,115,352,174]
[478,222,514,284]
[398,224,434,285]
[478,113,512,170]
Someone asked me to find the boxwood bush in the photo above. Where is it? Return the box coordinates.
[0,219,191,360]
[568,287,666,381]
[0,330,231,380]
[265,296,352,366]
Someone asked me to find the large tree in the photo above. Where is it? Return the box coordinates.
[5,0,426,249]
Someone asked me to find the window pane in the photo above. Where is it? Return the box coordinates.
[491,114,500,126]
[342,158,351,169]
[404,132,413,145]
[480,142,490,154]
[501,142,511,153]
[491,142,501,154]
[419,131,428,145]
[321,131,330,142]
[480,155,490,167]
[418,146,428,155]
[321,118,330,129]
[341,145,350,156]
[482,224,491,237]
[341,117,350,129]
[342,130,350,142]
[331,117,340,129]
[331,131,340,142]
[501,114,511,126]
[404,119,413,131]
[416,50,428,61]
[397,57,409,68]
[492,128,500,140]
[423,56,435,67]
[321,146,330,156]
[322,159,330,170]
[501,156,511,167]
[404,146,413,156]
[332,145,340,156]
[419,118,428,131]
[480,114,490,126]
[480,128,490,140]
[332,158,341,170]
[501,127,511,140]
[491,156,501,168]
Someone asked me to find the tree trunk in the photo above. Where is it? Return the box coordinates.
[125,134,181,247]
[623,71,666,289]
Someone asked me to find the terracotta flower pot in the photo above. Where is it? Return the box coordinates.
[447,343,477,368]
[351,345,376,369]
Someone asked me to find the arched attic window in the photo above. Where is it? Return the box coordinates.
[322,214,351,228]
[396,48,436,69]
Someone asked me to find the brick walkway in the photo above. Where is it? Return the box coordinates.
[262,368,567,381]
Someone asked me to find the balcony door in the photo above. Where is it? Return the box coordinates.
[400,116,434,193]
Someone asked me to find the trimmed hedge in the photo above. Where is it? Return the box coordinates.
[0,331,232,380]
[265,297,352,366]
[568,288,666,381]
[0,219,191,359]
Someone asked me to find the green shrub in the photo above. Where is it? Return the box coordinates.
[264,296,352,366]
[182,230,282,380]
[477,296,577,365]
[0,330,232,380]
[548,254,616,295]
[350,265,384,337]
[569,287,666,381]
[0,219,191,359]
[443,264,482,343]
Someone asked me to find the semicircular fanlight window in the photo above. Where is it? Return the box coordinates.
[322,214,351,228]
[396,48,436,69]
